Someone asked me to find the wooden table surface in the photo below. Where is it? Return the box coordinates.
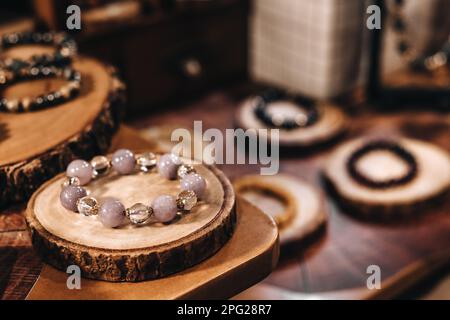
[1,85,449,299]
[131,87,450,298]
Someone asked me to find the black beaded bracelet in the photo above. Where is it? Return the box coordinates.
[0,31,77,72]
[254,89,319,130]
[0,65,81,113]
[346,140,418,189]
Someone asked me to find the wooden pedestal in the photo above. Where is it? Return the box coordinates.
[26,159,236,282]
[26,197,279,299]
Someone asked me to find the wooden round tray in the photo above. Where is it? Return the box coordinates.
[323,137,450,217]
[235,97,348,148]
[0,47,124,207]
[25,159,236,282]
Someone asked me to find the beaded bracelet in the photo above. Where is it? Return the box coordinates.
[346,140,418,189]
[254,89,319,130]
[0,65,81,112]
[0,31,77,72]
[60,150,207,228]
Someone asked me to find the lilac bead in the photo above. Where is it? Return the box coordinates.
[98,199,126,228]
[157,153,182,180]
[60,185,87,212]
[66,159,93,185]
[111,149,136,175]
[180,173,206,199]
[152,195,178,223]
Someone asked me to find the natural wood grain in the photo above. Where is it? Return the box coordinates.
[0,57,114,166]
[0,51,124,207]
[26,197,279,300]
[26,159,236,282]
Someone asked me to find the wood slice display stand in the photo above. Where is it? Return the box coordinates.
[26,197,279,299]
[0,46,124,208]
[26,159,237,282]
[323,137,450,218]
[233,174,327,246]
[235,97,347,148]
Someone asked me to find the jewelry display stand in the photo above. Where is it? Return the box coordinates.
[26,159,236,282]
[233,174,327,246]
[0,45,124,207]
[236,97,347,148]
[324,137,450,217]
[26,197,279,299]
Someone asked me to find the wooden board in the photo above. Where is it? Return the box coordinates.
[0,50,124,207]
[25,197,279,299]
[130,90,450,298]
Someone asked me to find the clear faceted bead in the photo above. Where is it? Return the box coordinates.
[6,99,19,112]
[76,196,99,216]
[136,152,157,172]
[177,164,196,179]
[90,155,111,177]
[176,190,197,211]
[61,176,80,188]
[127,203,153,225]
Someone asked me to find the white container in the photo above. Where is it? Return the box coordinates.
[249,0,366,99]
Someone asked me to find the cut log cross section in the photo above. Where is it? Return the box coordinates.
[0,45,125,207]
[324,138,450,217]
[26,162,236,282]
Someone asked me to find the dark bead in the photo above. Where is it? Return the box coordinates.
[398,41,409,53]
[393,18,405,31]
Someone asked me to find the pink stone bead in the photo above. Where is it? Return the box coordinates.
[60,185,87,212]
[157,153,182,180]
[180,173,206,198]
[152,195,178,223]
[66,159,93,185]
[98,199,126,228]
[112,149,136,175]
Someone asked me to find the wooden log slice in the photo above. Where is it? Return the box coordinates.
[26,197,277,300]
[25,159,236,282]
[233,174,327,245]
[0,45,125,207]
[235,97,348,148]
[323,137,450,218]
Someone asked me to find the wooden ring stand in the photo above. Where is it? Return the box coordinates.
[235,97,348,148]
[26,160,236,282]
[323,137,450,217]
[0,45,124,207]
[233,174,327,245]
